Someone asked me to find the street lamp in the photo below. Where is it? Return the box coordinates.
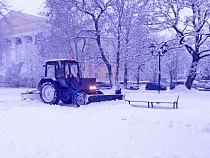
[149,42,169,93]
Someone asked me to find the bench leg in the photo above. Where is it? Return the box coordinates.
[173,102,178,109]
[151,102,153,108]
[148,102,150,108]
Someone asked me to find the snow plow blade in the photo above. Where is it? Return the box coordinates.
[87,94,124,104]
[21,90,124,105]
[21,90,40,101]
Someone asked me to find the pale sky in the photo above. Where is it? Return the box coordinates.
[8,0,45,16]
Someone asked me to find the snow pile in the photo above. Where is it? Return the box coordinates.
[173,85,196,93]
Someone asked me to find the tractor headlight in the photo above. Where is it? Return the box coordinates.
[89,85,96,90]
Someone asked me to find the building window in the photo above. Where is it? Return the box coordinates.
[6,39,12,46]
[15,37,22,45]
[25,35,33,43]
[95,65,99,71]
[95,73,98,79]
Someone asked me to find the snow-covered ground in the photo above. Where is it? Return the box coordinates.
[0,86,210,158]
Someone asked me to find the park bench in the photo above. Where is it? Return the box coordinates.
[125,93,179,109]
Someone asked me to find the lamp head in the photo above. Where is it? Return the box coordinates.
[160,42,168,55]
[149,42,156,55]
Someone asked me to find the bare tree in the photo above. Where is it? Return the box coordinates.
[108,0,150,88]
[76,0,114,86]
[0,1,12,83]
[0,0,9,64]
[162,46,190,85]
[198,56,210,79]
[108,0,125,88]
[145,0,210,89]
[39,0,89,68]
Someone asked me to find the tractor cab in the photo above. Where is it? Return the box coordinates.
[44,59,81,89]
[45,59,80,78]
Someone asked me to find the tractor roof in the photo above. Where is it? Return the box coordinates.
[46,58,78,64]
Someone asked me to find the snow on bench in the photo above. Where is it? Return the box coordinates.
[125,93,179,109]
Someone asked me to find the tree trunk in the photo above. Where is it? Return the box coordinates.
[124,63,128,88]
[185,61,198,89]
[115,63,119,87]
[107,64,112,87]
[95,22,113,87]
[137,65,140,85]
[115,24,121,89]
[170,73,173,85]
[98,46,113,87]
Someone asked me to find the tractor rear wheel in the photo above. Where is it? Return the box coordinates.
[40,83,59,104]
[74,92,86,107]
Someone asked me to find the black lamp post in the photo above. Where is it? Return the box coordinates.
[149,42,168,93]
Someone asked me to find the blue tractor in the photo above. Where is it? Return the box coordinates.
[35,59,123,107]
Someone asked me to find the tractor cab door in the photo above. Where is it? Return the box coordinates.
[65,62,80,90]
[55,62,68,87]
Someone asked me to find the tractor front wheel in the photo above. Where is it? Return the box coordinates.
[40,83,59,104]
[74,92,86,107]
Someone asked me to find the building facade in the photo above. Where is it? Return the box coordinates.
[1,11,47,76]
[1,11,131,86]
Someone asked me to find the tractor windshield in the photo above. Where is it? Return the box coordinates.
[45,60,81,79]
[46,64,55,78]
[70,64,79,78]
[64,62,80,79]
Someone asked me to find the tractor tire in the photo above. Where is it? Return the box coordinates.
[74,92,86,107]
[40,83,59,104]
